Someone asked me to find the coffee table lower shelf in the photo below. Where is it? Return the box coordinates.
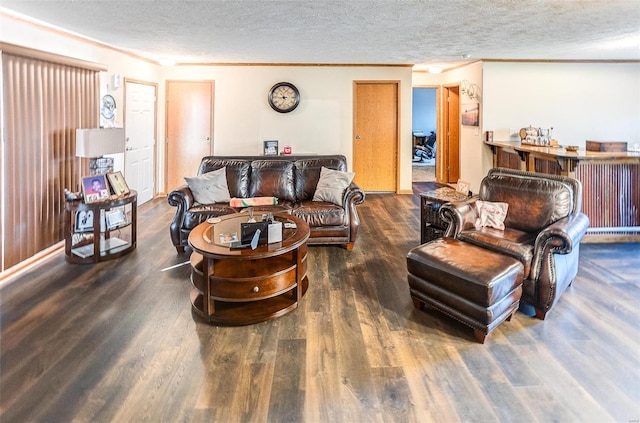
[189,278,309,325]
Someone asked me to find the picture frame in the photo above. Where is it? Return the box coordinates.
[456,180,471,195]
[263,140,278,156]
[81,175,110,203]
[461,102,480,127]
[105,208,127,229]
[74,209,106,232]
[107,171,130,196]
[74,210,95,233]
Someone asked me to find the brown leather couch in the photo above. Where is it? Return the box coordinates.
[168,155,365,253]
[440,167,590,319]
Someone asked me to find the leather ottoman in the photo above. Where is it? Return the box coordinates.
[407,238,524,343]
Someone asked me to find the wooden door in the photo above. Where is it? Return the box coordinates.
[124,81,156,205]
[353,81,399,192]
[438,85,460,183]
[166,81,214,192]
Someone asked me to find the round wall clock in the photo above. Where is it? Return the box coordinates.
[101,94,116,120]
[268,82,300,113]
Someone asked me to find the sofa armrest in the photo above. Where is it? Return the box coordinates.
[167,185,195,247]
[534,212,590,255]
[342,182,366,207]
[440,197,479,238]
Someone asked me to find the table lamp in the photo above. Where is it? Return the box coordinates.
[75,128,125,175]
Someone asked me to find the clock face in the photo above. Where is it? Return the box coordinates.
[268,82,300,113]
[101,94,116,120]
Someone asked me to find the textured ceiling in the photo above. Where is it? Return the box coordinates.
[2,0,639,68]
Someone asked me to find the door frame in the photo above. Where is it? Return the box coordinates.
[164,80,215,194]
[352,80,401,193]
[123,78,158,199]
[412,84,441,176]
[438,84,461,183]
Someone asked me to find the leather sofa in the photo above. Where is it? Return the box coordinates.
[167,155,365,253]
[439,167,590,319]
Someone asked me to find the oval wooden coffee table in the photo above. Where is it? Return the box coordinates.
[188,212,310,325]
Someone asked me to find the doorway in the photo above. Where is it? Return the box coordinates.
[439,85,460,183]
[124,80,157,205]
[165,81,214,192]
[352,81,399,192]
[412,87,437,182]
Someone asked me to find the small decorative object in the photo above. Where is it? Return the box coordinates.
[105,208,126,229]
[81,175,110,203]
[283,145,292,155]
[461,103,479,126]
[484,131,493,142]
[268,82,300,113]
[74,210,95,233]
[456,180,471,196]
[101,94,116,126]
[565,146,579,152]
[107,171,130,196]
[219,232,238,244]
[64,188,82,201]
[263,140,278,156]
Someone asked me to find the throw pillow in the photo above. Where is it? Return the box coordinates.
[475,200,508,230]
[312,166,355,206]
[184,167,231,204]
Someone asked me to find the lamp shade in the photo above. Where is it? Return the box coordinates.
[75,128,125,158]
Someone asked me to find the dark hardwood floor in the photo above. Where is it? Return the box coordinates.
[1,188,639,422]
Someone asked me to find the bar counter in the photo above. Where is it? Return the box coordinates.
[485,140,640,242]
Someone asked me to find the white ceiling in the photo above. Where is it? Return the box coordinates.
[2,0,639,69]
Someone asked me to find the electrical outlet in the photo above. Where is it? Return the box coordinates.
[509,128,517,136]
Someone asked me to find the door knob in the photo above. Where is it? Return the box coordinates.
[355,135,361,140]
[205,136,210,141]
[126,147,133,151]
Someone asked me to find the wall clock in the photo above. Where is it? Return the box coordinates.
[101,94,116,121]
[268,82,300,113]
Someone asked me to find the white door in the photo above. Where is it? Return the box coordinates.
[125,82,156,204]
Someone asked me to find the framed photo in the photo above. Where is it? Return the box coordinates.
[219,232,239,244]
[74,210,95,233]
[263,140,278,156]
[107,171,130,196]
[461,102,480,126]
[82,175,110,203]
[456,180,470,195]
[105,208,127,229]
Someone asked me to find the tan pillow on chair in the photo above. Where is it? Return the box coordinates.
[475,200,508,230]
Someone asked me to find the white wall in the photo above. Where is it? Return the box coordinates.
[159,65,414,193]
[1,13,415,194]
[483,62,640,147]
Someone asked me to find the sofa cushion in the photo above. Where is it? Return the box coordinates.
[294,157,347,201]
[249,160,296,202]
[184,167,231,204]
[459,227,536,279]
[294,201,346,227]
[198,158,251,198]
[313,166,355,206]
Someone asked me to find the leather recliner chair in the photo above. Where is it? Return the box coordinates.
[440,168,590,319]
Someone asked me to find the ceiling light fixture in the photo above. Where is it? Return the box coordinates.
[158,58,177,66]
[461,53,471,59]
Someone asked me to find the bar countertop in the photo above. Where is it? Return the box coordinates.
[485,140,640,161]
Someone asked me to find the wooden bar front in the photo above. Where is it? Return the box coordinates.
[485,141,640,242]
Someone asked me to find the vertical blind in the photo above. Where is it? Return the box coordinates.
[1,52,99,272]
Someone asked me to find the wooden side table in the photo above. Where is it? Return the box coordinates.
[64,191,137,264]
[420,186,468,243]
